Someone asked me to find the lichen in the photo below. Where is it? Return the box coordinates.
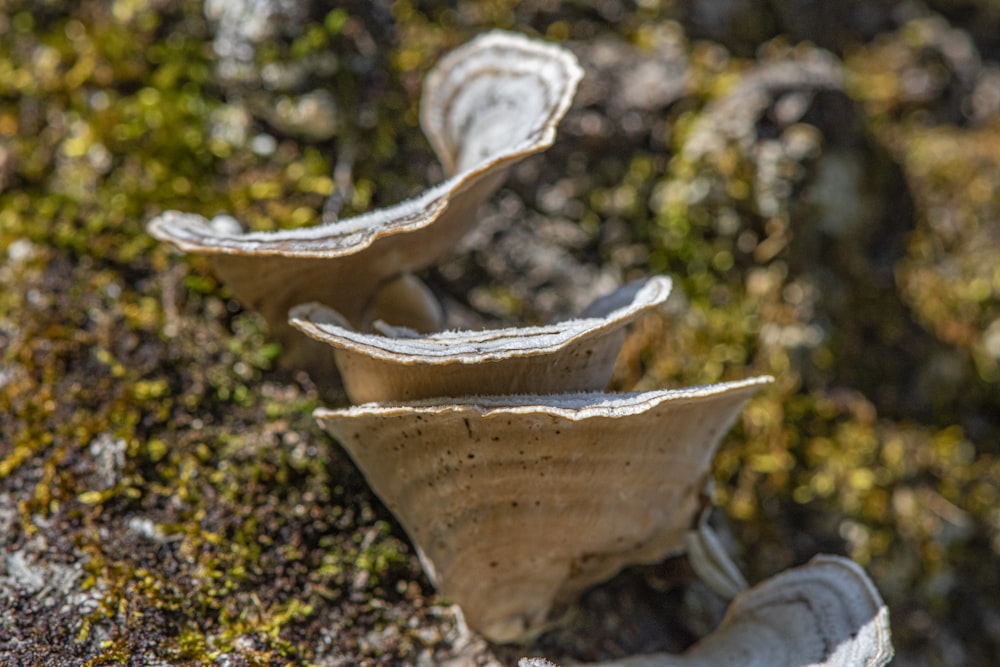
[2,1,999,665]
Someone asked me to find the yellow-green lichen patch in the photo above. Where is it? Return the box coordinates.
[605,23,1000,662]
[0,242,437,663]
[890,126,1000,382]
[0,2,442,665]
[3,2,1000,665]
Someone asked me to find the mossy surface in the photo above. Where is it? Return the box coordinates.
[1,1,998,665]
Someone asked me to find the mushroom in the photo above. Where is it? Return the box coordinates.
[420,31,582,176]
[147,31,583,370]
[288,276,672,402]
[519,554,893,667]
[313,376,772,643]
[684,503,749,600]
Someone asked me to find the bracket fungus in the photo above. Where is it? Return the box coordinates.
[684,505,750,600]
[147,31,582,369]
[519,555,893,667]
[141,26,894,663]
[314,376,772,643]
[288,276,672,402]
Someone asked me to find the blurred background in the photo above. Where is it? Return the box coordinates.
[1,1,998,665]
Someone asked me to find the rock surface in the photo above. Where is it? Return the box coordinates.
[1,1,998,665]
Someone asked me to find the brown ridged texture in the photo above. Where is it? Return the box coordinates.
[289,276,672,403]
[314,377,772,643]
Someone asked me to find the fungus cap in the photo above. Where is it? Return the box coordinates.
[289,276,672,402]
[519,555,893,667]
[147,31,583,367]
[314,376,772,642]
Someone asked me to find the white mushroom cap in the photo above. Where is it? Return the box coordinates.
[288,276,672,402]
[314,376,772,643]
[421,30,584,176]
[147,31,583,366]
[518,554,893,667]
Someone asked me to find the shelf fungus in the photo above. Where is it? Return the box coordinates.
[147,31,582,369]
[314,376,772,643]
[519,555,893,667]
[684,504,749,601]
[288,276,672,403]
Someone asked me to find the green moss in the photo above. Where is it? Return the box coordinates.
[619,24,998,662]
[0,3,434,664]
[2,2,998,664]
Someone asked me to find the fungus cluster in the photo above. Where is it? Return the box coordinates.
[149,31,893,665]
[521,555,892,667]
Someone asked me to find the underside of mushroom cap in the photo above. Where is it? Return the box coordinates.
[147,30,583,368]
[289,276,672,402]
[692,554,893,667]
[518,554,892,667]
[314,376,773,642]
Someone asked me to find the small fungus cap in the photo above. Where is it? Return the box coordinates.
[519,554,893,667]
[315,377,773,643]
[289,276,672,402]
[147,31,583,369]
